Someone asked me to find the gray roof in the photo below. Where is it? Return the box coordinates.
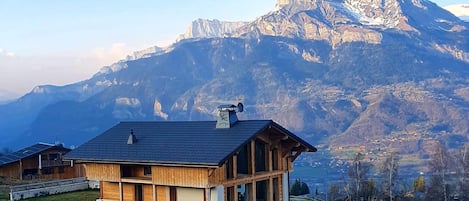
[0,143,70,167]
[65,120,317,167]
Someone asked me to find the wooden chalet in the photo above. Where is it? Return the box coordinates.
[0,143,84,180]
[65,104,317,201]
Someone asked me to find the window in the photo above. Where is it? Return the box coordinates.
[49,153,60,160]
[272,148,279,170]
[255,140,267,172]
[144,166,152,176]
[121,165,132,177]
[225,158,234,179]
[226,186,234,201]
[41,167,54,175]
[238,184,249,201]
[237,144,250,175]
[256,180,268,201]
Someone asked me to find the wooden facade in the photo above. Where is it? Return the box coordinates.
[0,145,85,180]
[83,130,311,201]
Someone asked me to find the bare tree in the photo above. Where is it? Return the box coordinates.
[454,143,469,201]
[427,142,451,201]
[380,152,399,201]
[347,152,373,200]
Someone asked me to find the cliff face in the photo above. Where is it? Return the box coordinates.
[177,19,248,41]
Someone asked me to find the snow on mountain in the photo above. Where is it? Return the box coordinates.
[444,4,469,21]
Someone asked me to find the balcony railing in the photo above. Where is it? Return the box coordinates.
[41,160,71,167]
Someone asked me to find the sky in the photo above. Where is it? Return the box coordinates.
[0,0,467,100]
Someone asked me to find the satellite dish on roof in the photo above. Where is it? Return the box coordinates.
[237,102,244,112]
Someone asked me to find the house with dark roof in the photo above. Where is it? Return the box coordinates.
[0,143,85,180]
[65,103,317,201]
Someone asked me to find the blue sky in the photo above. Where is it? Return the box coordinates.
[0,0,466,99]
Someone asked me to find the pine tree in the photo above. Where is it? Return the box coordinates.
[300,182,310,195]
[291,179,302,196]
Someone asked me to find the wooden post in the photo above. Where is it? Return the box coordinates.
[119,182,123,201]
[204,188,210,201]
[19,159,22,180]
[252,181,257,201]
[268,178,273,201]
[234,185,238,201]
[38,154,42,170]
[233,154,238,179]
[100,181,104,199]
[251,141,255,175]
[268,147,273,172]
[153,185,156,201]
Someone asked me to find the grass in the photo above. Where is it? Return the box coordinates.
[0,186,9,201]
[22,189,99,201]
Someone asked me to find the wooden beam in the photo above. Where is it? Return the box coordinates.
[119,182,123,201]
[268,147,273,172]
[251,140,255,176]
[19,159,22,180]
[100,181,104,199]
[281,142,301,157]
[290,151,303,161]
[234,184,238,201]
[220,170,285,187]
[233,154,238,179]
[256,133,271,144]
[268,177,273,201]
[208,168,215,177]
[252,180,257,201]
[152,184,156,201]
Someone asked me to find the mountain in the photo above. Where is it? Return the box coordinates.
[444,4,469,22]
[177,19,248,41]
[0,0,468,172]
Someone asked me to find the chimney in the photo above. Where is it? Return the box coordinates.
[216,103,244,129]
[127,129,137,144]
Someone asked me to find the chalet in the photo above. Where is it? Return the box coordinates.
[65,104,317,201]
[0,143,84,180]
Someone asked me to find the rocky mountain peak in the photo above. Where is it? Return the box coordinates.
[177,19,248,41]
[231,0,467,47]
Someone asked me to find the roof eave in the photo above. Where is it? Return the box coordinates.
[65,158,220,169]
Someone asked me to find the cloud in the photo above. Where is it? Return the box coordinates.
[93,43,133,66]
[444,4,469,17]
[0,48,15,57]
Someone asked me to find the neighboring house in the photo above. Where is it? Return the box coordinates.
[0,143,84,180]
[65,104,317,201]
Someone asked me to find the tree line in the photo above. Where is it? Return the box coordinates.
[324,142,469,201]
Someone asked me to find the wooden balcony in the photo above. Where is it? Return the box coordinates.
[41,160,71,167]
[121,177,152,184]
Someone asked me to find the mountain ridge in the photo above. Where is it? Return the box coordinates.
[0,0,468,172]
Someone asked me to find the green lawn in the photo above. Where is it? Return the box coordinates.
[0,187,9,201]
[22,189,99,201]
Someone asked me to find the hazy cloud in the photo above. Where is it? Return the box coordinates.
[444,4,469,20]
[0,48,15,57]
[93,43,133,67]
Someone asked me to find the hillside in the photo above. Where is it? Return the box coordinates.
[0,0,468,172]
